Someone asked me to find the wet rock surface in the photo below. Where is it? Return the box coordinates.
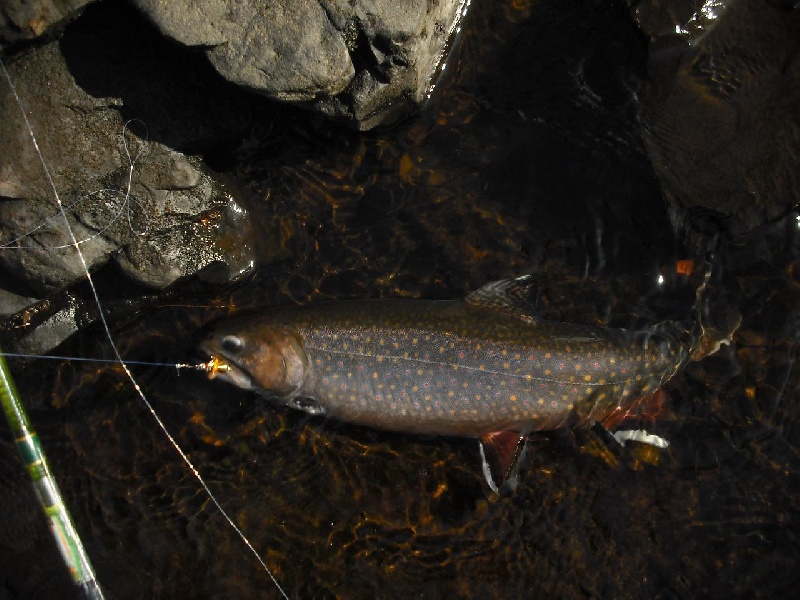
[635,0,800,233]
[0,40,257,297]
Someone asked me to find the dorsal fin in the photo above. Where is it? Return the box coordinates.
[465,276,540,324]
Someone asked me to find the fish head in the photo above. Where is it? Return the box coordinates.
[200,319,308,399]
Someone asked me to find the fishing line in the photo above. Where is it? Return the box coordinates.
[0,121,150,251]
[1,58,289,599]
[1,351,229,380]
[0,352,201,371]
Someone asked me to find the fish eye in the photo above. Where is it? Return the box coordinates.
[220,335,244,354]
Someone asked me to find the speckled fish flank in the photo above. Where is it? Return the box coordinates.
[201,278,693,439]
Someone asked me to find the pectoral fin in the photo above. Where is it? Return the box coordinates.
[478,431,529,493]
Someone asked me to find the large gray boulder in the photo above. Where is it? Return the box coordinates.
[131,0,468,129]
[0,42,257,298]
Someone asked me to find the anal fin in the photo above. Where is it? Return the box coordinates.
[478,431,528,494]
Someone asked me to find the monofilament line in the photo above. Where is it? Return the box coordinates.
[1,58,289,600]
[0,352,186,369]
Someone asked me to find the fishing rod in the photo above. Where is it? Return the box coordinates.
[0,349,229,600]
[0,344,106,599]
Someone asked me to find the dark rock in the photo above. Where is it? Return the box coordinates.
[635,0,800,232]
[116,196,256,289]
[133,0,353,101]
[633,0,727,44]
[0,288,37,318]
[3,294,84,357]
[130,0,468,129]
[0,0,95,48]
[0,41,257,296]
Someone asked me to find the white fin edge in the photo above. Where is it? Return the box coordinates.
[478,441,500,493]
[612,429,670,449]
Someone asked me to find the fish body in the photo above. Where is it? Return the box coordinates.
[201,279,693,439]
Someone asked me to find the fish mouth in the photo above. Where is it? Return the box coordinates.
[199,350,255,391]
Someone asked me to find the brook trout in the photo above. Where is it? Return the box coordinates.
[201,277,711,490]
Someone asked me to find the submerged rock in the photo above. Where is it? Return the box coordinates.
[635,0,800,232]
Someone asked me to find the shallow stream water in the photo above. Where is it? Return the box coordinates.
[1,1,798,598]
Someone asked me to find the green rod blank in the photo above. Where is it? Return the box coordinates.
[0,347,105,599]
